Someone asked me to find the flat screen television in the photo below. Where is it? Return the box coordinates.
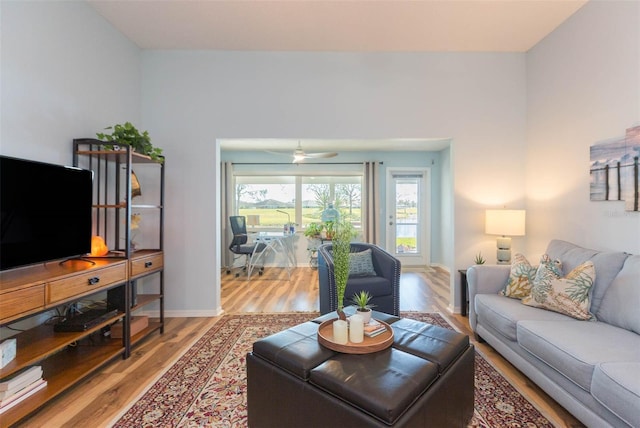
[1,155,93,271]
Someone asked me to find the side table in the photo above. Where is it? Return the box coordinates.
[458,269,468,316]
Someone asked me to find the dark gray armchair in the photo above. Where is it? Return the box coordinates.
[317,242,401,316]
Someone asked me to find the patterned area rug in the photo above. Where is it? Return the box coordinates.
[113,312,553,427]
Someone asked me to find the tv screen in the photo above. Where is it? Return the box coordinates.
[1,155,93,271]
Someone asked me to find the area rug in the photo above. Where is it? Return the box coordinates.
[112,312,553,427]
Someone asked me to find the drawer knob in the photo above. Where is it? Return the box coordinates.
[88,277,100,285]
[144,261,153,268]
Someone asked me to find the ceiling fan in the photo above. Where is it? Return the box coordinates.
[267,142,338,163]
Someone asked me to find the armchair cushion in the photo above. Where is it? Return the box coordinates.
[345,276,391,298]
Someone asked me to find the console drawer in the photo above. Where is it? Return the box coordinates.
[47,263,127,304]
[130,253,163,278]
[0,285,45,323]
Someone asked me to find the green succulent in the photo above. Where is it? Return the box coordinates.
[351,290,376,310]
[474,252,486,265]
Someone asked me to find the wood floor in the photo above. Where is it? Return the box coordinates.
[16,267,584,427]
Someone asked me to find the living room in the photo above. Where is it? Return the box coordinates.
[1,0,639,426]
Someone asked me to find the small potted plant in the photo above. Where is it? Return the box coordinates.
[96,122,164,163]
[304,222,324,239]
[474,252,486,265]
[351,290,375,323]
[323,220,336,240]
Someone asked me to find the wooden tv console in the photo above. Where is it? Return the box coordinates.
[0,255,162,427]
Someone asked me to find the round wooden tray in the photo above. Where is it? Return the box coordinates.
[317,318,394,354]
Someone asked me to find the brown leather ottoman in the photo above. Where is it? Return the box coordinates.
[246,313,474,427]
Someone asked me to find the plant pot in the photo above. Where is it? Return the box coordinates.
[356,308,372,323]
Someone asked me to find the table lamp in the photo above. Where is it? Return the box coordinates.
[485,209,526,264]
[246,215,260,228]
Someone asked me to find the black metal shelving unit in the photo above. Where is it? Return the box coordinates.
[73,139,165,357]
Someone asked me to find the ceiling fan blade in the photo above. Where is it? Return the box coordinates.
[304,152,338,159]
[264,150,292,157]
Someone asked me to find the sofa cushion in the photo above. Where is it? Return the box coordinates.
[349,249,376,276]
[545,240,629,314]
[522,261,596,320]
[597,255,640,334]
[591,362,640,428]
[475,294,572,341]
[517,320,640,392]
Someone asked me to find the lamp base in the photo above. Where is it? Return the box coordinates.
[496,238,512,264]
[496,237,511,250]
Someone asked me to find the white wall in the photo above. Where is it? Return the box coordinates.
[7,2,635,318]
[526,0,640,257]
[142,51,527,315]
[0,1,141,333]
[1,1,141,164]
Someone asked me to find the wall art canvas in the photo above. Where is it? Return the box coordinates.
[590,125,640,211]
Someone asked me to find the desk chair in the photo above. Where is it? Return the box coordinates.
[227,215,266,278]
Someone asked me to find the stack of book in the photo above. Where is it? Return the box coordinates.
[363,319,387,338]
[0,366,47,414]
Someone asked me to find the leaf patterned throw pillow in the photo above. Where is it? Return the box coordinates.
[522,260,596,320]
[500,253,538,299]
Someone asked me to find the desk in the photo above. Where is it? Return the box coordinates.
[248,232,296,279]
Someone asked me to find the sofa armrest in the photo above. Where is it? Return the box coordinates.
[467,265,510,332]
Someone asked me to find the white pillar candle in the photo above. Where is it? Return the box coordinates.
[349,314,364,343]
[333,320,348,345]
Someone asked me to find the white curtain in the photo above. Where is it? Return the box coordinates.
[362,161,380,245]
[221,161,234,269]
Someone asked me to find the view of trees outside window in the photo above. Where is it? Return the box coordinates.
[395,179,419,253]
[235,175,362,229]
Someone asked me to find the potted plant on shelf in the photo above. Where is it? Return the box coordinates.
[323,220,336,240]
[96,122,164,163]
[332,219,356,321]
[351,290,375,323]
[304,222,324,239]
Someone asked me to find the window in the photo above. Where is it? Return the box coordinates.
[235,176,295,227]
[235,175,362,230]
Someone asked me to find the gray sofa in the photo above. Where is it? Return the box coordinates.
[468,240,640,428]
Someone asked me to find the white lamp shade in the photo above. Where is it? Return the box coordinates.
[246,215,260,226]
[485,210,526,236]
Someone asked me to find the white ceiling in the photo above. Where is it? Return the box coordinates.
[89,0,587,53]
[88,0,587,153]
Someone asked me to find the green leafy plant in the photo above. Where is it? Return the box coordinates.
[351,290,376,311]
[332,220,356,319]
[323,220,336,239]
[474,252,486,265]
[304,222,324,238]
[96,122,164,163]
